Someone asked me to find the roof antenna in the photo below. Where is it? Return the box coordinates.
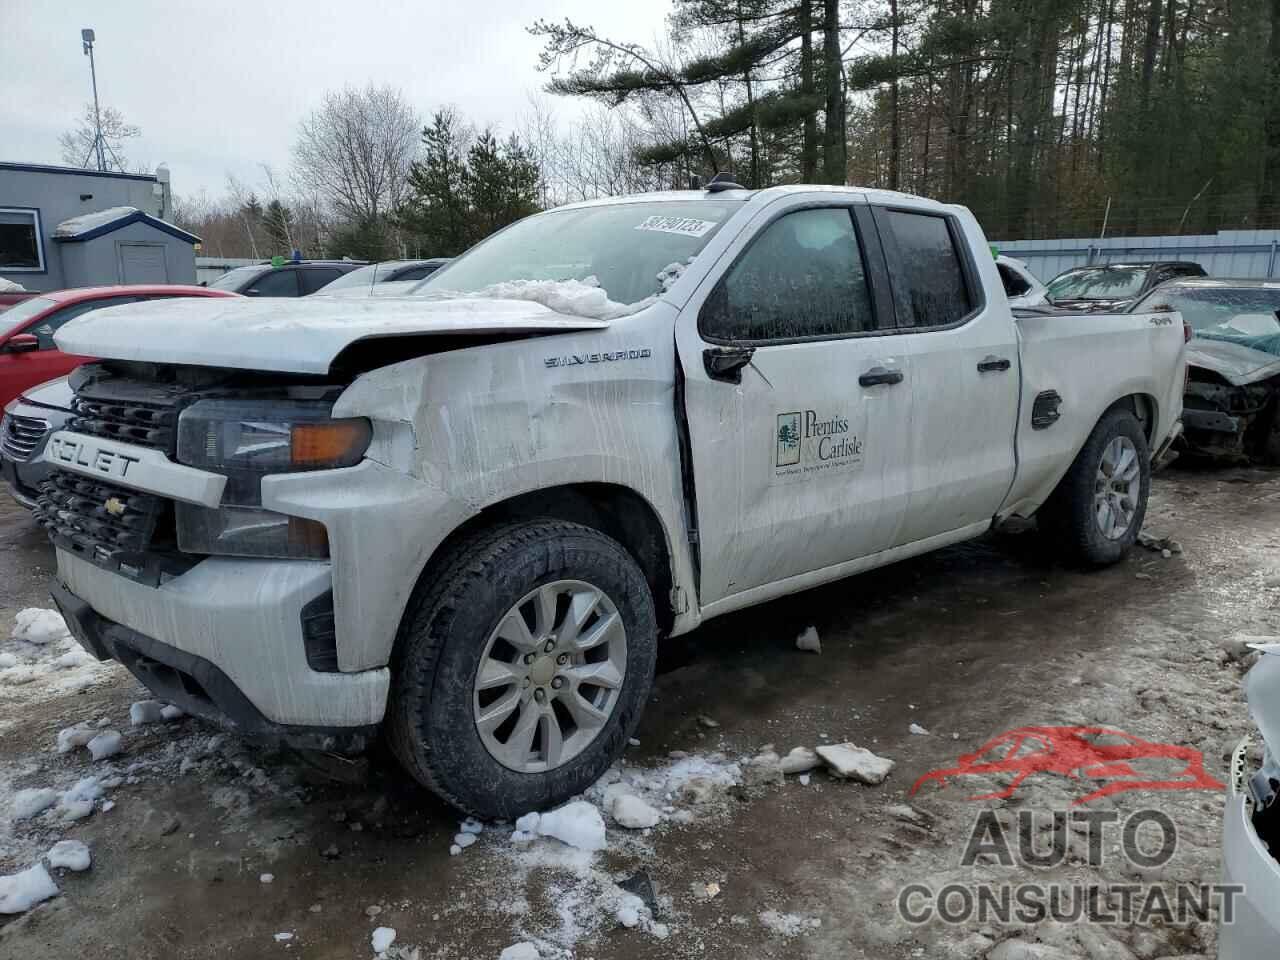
[705,172,746,193]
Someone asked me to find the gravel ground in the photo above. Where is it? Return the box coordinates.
[1,462,1277,959]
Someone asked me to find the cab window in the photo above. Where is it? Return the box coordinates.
[700,208,877,343]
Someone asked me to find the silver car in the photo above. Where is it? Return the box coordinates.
[1,376,73,508]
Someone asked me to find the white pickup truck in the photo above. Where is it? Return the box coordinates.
[39,185,1185,817]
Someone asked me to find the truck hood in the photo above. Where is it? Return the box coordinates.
[54,295,610,375]
[1186,338,1280,386]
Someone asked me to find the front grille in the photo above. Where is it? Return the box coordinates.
[37,470,163,561]
[1,413,49,462]
[68,395,179,453]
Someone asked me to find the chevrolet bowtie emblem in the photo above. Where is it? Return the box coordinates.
[103,497,126,517]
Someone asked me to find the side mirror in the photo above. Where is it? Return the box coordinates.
[245,288,261,297]
[4,333,39,354]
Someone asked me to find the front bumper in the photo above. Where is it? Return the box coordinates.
[1218,736,1280,958]
[54,548,389,740]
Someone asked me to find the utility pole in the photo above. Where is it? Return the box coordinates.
[81,28,107,172]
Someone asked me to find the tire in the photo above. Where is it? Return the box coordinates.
[1038,406,1151,567]
[386,518,657,818]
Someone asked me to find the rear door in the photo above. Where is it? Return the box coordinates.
[676,194,914,606]
[872,205,1020,544]
[244,268,301,297]
[299,267,343,294]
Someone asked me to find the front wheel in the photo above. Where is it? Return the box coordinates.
[1038,407,1151,566]
[386,519,657,819]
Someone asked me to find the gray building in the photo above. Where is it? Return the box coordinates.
[0,161,199,291]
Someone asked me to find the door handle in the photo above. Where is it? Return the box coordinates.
[858,366,904,387]
[977,355,1012,373]
[703,345,755,384]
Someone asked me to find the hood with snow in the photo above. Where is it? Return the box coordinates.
[52,286,643,376]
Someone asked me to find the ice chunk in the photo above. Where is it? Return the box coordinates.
[795,626,821,653]
[908,722,930,736]
[0,863,58,913]
[370,926,396,953]
[47,840,91,872]
[273,931,293,942]
[12,608,71,645]
[58,775,104,820]
[458,817,484,835]
[130,700,167,725]
[514,811,540,834]
[453,832,477,850]
[499,943,541,960]
[87,730,122,761]
[815,743,894,784]
[780,746,821,775]
[611,794,661,829]
[532,800,606,852]
[12,788,59,821]
[160,704,186,721]
[57,726,96,754]
[260,873,274,884]
[0,276,27,293]
[0,652,17,669]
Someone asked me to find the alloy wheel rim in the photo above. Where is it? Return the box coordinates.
[473,579,627,773]
[1093,435,1141,540]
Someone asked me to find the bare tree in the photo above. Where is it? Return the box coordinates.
[59,103,141,171]
[291,85,420,224]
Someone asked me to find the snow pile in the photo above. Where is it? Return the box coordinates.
[610,794,661,829]
[46,839,91,872]
[0,276,27,293]
[0,862,58,914]
[58,776,103,820]
[449,277,647,321]
[908,722,930,736]
[11,788,59,821]
[87,731,122,761]
[2,609,119,703]
[53,206,138,238]
[56,726,97,754]
[512,801,606,852]
[815,743,894,784]
[499,943,540,960]
[130,700,167,726]
[12,609,72,646]
[795,626,821,654]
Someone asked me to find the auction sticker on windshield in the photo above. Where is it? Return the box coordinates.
[634,215,719,238]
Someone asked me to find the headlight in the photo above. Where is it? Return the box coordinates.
[174,399,370,559]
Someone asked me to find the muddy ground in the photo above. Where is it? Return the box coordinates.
[2,463,1278,960]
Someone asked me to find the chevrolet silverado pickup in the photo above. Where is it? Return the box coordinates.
[36,185,1186,818]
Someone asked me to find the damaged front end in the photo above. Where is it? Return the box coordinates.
[1219,647,1280,958]
[1180,341,1280,463]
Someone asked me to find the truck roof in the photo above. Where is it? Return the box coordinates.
[555,183,947,213]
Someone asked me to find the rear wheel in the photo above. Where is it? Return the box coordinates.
[386,519,657,818]
[1039,407,1151,566]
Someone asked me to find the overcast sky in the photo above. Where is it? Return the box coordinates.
[2,0,672,199]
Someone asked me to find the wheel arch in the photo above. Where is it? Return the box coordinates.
[406,482,678,640]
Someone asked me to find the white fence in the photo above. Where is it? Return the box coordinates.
[993,230,1280,283]
[195,256,261,286]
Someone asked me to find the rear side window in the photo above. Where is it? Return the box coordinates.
[883,210,974,327]
[700,208,877,343]
[300,268,343,294]
[246,269,299,297]
[997,263,1031,297]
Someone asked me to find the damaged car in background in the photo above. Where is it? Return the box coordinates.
[33,184,1185,818]
[1043,261,1206,312]
[1219,643,1280,958]
[1130,278,1280,463]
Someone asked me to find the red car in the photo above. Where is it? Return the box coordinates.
[0,285,238,409]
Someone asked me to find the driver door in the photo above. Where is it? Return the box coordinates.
[675,195,914,609]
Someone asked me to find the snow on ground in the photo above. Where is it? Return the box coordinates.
[0,608,122,705]
[0,862,58,914]
[46,839,90,872]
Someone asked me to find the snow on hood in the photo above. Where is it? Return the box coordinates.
[54,294,611,375]
[53,206,140,238]
[427,275,654,321]
[0,277,27,293]
[1186,337,1280,386]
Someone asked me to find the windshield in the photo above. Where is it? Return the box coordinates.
[208,265,265,291]
[1,296,56,337]
[417,200,741,307]
[1137,285,1280,332]
[1046,267,1147,301]
[317,262,412,292]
